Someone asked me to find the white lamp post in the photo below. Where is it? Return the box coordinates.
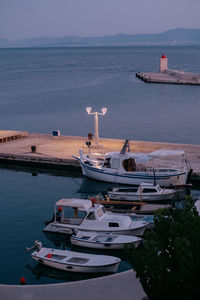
[86,107,107,147]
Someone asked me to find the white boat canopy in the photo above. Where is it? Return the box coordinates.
[104,149,185,164]
[55,199,92,211]
[149,149,185,158]
[105,152,150,163]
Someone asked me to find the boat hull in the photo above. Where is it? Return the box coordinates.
[43,222,148,237]
[32,249,120,273]
[79,160,188,187]
[107,191,177,202]
[70,237,141,250]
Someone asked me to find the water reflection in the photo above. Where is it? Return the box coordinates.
[0,164,82,179]
[26,263,105,282]
[77,176,140,196]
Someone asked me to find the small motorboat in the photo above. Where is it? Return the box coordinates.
[71,231,142,250]
[43,198,149,236]
[107,182,177,202]
[26,240,121,274]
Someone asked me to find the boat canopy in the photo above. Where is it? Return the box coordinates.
[149,149,185,158]
[105,152,150,163]
[105,149,185,163]
[55,199,92,210]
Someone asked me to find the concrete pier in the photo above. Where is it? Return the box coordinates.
[0,130,200,182]
[136,54,200,85]
[136,71,200,85]
[0,270,148,300]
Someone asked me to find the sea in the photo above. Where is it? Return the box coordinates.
[0,46,200,284]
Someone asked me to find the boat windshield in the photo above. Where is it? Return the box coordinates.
[86,212,96,220]
[97,208,104,217]
[143,188,157,193]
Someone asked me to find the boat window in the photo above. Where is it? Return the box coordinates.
[102,206,106,213]
[118,188,137,193]
[103,158,111,168]
[86,212,96,220]
[110,158,120,169]
[122,158,136,171]
[143,188,157,193]
[157,186,162,191]
[109,222,119,227]
[97,208,103,217]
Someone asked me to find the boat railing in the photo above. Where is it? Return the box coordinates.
[143,158,187,172]
[81,145,105,159]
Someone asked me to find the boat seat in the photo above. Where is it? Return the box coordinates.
[67,257,89,264]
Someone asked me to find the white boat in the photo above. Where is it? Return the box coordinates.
[107,182,177,202]
[73,141,189,187]
[71,231,142,250]
[43,198,149,236]
[26,241,120,273]
[195,199,200,216]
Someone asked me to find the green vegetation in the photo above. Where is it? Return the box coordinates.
[126,198,200,300]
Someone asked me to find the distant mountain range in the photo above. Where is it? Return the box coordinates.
[1,28,200,48]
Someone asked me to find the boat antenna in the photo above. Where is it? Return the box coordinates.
[120,140,131,154]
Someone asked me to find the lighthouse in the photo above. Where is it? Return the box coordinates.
[160,54,168,72]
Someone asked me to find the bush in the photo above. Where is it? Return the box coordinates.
[126,198,200,300]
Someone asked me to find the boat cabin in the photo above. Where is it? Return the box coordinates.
[52,198,133,229]
[114,183,162,194]
[102,152,149,172]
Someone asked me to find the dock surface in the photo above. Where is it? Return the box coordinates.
[136,71,200,85]
[0,130,200,181]
[0,270,147,300]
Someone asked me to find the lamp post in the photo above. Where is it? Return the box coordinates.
[86,107,107,147]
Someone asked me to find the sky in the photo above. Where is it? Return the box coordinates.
[0,0,200,40]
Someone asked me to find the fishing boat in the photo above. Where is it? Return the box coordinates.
[73,140,190,187]
[43,198,149,236]
[26,240,120,273]
[71,231,142,250]
[107,182,177,202]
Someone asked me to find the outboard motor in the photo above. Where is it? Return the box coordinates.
[25,240,42,252]
[34,240,42,252]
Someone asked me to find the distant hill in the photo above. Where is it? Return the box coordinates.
[1,28,200,48]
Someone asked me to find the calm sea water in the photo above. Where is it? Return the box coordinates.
[0,46,200,284]
[0,46,200,143]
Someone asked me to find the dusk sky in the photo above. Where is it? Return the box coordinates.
[1,0,200,40]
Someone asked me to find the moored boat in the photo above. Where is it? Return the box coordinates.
[26,241,121,273]
[43,198,149,236]
[107,182,178,202]
[73,141,190,187]
[71,231,142,250]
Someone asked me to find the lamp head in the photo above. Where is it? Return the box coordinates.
[86,107,92,114]
[101,107,107,115]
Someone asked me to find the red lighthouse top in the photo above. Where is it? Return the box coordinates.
[161,54,167,58]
